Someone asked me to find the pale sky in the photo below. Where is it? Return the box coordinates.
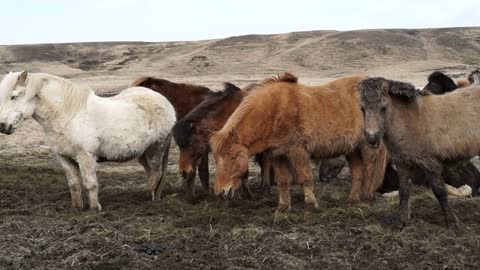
[1,0,479,45]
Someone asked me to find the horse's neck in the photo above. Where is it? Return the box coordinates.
[31,78,87,131]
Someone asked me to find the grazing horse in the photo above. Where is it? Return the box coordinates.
[359,78,480,229]
[211,73,388,216]
[132,77,212,196]
[0,71,176,211]
[172,82,257,198]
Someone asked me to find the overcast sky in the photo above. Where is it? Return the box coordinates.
[1,0,479,45]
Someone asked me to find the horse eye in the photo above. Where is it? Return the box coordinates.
[380,107,387,113]
[10,95,17,101]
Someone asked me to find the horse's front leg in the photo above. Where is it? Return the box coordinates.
[239,170,252,199]
[392,165,412,230]
[198,152,210,195]
[346,150,363,202]
[426,170,459,230]
[77,152,101,211]
[56,154,84,210]
[259,152,274,194]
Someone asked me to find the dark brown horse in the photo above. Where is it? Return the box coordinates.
[172,83,253,198]
[131,77,211,196]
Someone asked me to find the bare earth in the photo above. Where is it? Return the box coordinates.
[1,27,480,269]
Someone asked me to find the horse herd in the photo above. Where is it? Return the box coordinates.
[0,69,479,231]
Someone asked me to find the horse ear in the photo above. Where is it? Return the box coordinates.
[17,70,28,86]
[387,80,418,101]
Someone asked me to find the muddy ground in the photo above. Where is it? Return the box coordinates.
[0,120,479,270]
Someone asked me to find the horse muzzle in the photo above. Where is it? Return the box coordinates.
[0,123,14,135]
[215,185,235,199]
[366,132,380,149]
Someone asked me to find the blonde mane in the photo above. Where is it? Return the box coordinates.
[211,73,300,155]
[28,73,92,120]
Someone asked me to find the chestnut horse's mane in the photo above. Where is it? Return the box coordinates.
[260,72,298,86]
[211,73,299,155]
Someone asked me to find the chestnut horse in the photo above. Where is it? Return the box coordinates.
[172,82,258,198]
[359,78,480,230]
[132,77,211,195]
[211,73,387,216]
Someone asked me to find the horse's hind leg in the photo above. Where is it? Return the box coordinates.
[198,152,210,195]
[285,148,318,211]
[56,154,84,210]
[146,134,172,201]
[138,153,154,200]
[427,171,459,230]
[272,156,292,222]
[77,152,101,211]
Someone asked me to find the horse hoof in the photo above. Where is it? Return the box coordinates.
[273,207,290,224]
[71,201,84,211]
[305,201,319,212]
[446,219,459,232]
[91,203,102,212]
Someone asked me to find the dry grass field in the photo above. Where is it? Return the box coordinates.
[1,27,480,269]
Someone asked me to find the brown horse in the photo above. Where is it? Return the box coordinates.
[379,71,479,197]
[131,77,211,195]
[211,73,387,215]
[172,82,257,198]
[359,78,480,230]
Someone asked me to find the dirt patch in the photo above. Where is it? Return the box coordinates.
[1,140,479,269]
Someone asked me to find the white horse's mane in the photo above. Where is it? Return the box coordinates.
[34,74,92,119]
[4,72,93,120]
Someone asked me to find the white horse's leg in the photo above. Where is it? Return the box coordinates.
[145,134,172,201]
[77,152,101,211]
[138,153,153,200]
[56,154,84,210]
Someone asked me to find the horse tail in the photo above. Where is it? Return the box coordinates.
[361,142,388,201]
[131,77,151,87]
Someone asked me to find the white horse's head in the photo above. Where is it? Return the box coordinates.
[0,71,36,134]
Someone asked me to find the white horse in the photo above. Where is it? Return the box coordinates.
[0,71,176,211]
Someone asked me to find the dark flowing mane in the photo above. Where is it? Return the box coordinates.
[172,83,242,148]
[261,72,298,85]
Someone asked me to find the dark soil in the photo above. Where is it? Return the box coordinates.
[1,143,479,270]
